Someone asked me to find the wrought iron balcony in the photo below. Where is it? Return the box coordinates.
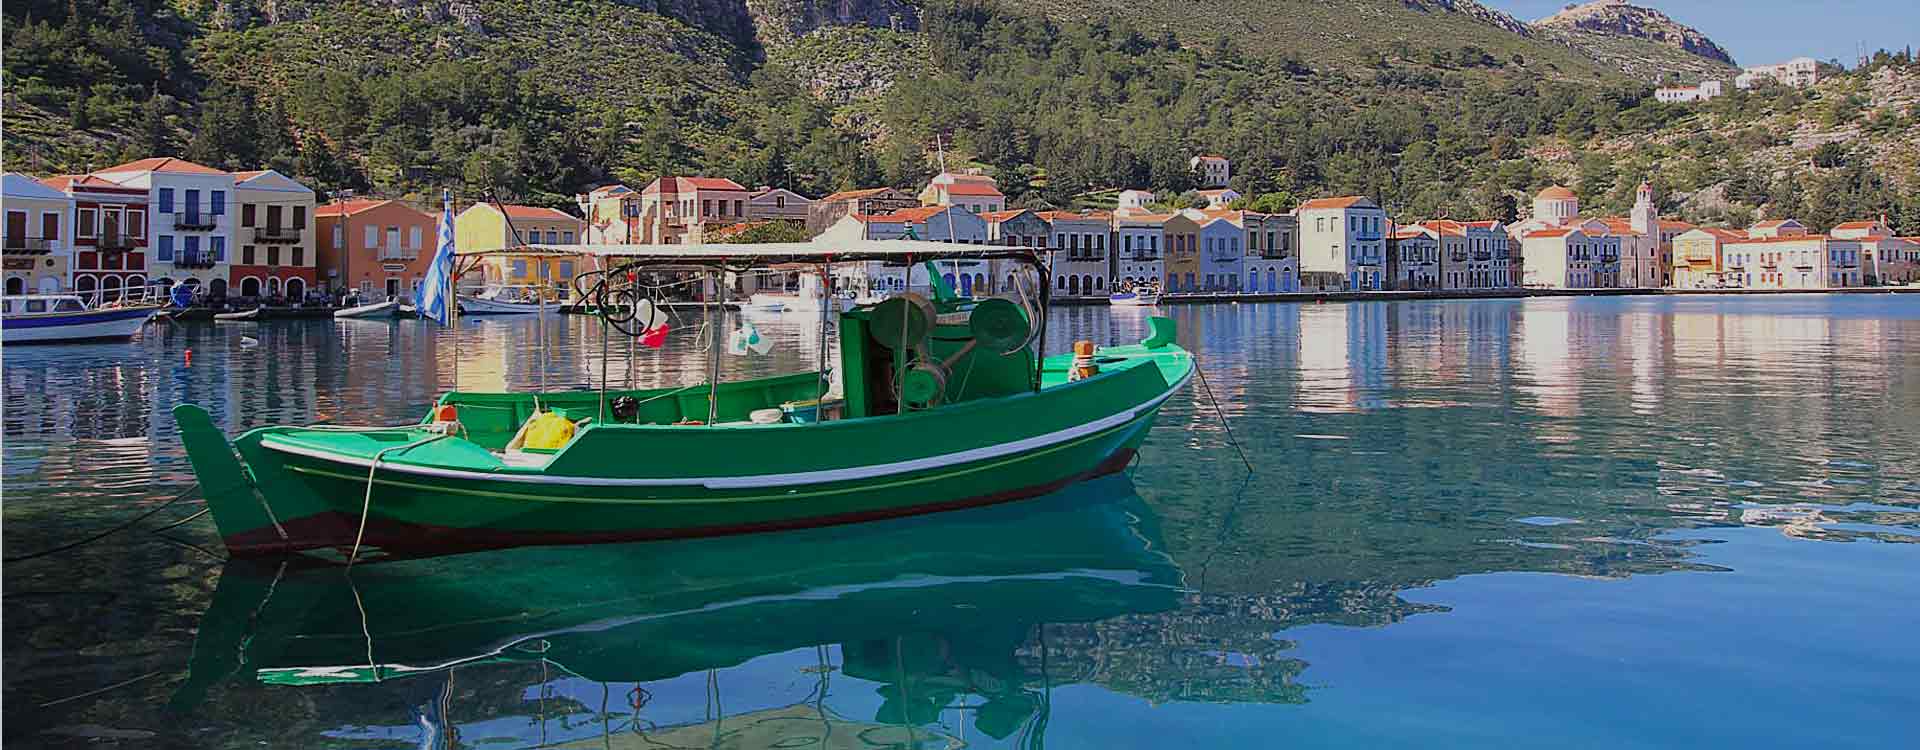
[252,226,302,243]
[3,237,52,255]
[172,251,218,269]
[173,215,218,231]
[376,246,420,261]
[97,232,137,251]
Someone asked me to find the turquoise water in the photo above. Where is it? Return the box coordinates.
[4,295,1918,747]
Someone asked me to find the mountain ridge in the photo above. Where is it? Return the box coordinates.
[1533,1,1736,68]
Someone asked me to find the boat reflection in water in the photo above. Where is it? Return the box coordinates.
[175,475,1184,748]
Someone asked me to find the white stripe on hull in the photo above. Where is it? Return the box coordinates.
[262,368,1192,489]
[458,296,548,315]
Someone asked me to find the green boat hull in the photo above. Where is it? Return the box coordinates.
[176,330,1193,560]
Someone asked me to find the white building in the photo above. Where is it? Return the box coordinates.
[919,172,1005,214]
[1521,227,1614,289]
[1390,225,1439,290]
[1656,80,1724,103]
[1297,196,1387,291]
[1116,189,1156,215]
[820,205,995,297]
[746,187,813,226]
[1197,188,1242,209]
[1722,231,1862,289]
[1190,155,1231,188]
[1113,213,1166,290]
[1037,210,1112,297]
[93,157,236,294]
[1736,57,1821,89]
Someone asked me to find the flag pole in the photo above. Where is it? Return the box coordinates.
[446,189,460,391]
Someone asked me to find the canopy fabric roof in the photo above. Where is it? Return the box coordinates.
[463,239,1040,264]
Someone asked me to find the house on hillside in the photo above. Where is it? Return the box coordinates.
[809,187,918,237]
[1190,155,1230,189]
[747,187,813,226]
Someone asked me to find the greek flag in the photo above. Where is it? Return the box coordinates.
[419,190,456,325]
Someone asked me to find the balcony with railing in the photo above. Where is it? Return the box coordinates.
[97,232,137,251]
[376,245,420,261]
[3,236,52,255]
[1473,251,1493,261]
[173,214,218,231]
[252,226,303,244]
[172,251,218,269]
[1448,251,1469,263]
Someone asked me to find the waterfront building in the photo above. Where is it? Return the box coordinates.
[1736,57,1820,89]
[93,157,233,296]
[1520,227,1613,289]
[576,183,639,244]
[746,187,812,227]
[1829,219,1913,285]
[1243,212,1298,293]
[808,187,918,237]
[1296,196,1387,291]
[1197,215,1243,292]
[1511,183,1669,288]
[627,176,752,244]
[454,202,583,290]
[1721,222,1863,289]
[229,169,317,301]
[1113,213,1166,290]
[1116,189,1156,215]
[1159,214,1201,292]
[982,209,1048,249]
[820,205,994,296]
[2,173,74,295]
[1670,227,1748,288]
[919,172,1005,214]
[1190,155,1231,188]
[1389,225,1440,290]
[1037,210,1112,297]
[316,199,437,301]
[40,173,151,299]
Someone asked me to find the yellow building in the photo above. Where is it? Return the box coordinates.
[453,202,584,289]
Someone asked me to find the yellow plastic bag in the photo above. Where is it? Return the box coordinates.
[523,411,576,451]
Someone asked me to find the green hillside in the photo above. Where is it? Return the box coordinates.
[3,0,1916,231]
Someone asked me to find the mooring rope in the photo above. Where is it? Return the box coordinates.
[1193,356,1255,474]
[4,484,202,563]
[348,434,448,566]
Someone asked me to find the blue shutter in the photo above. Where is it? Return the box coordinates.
[211,191,226,215]
[184,190,200,222]
[158,188,175,214]
[211,236,226,261]
[184,236,199,256]
[157,235,175,261]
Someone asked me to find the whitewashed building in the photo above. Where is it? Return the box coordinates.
[1113,213,1166,290]
[93,157,236,295]
[1297,196,1387,291]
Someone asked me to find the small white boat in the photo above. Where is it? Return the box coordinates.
[744,292,850,316]
[1108,286,1161,307]
[2,294,163,344]
[457,285,555,315]
[333,299,400,319]
[214,307,264,322]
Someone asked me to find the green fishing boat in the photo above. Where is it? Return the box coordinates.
[175,240,1194,560]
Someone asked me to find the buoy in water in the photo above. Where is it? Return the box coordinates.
[184,349,192,365]
[240,336,259,348]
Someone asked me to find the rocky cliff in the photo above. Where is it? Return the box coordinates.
[1532,1,1735,65]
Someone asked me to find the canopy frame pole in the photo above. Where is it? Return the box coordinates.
[816,259,831,411]
[707,267,724,426]
[538,258,548,394]
[895,257,913,416]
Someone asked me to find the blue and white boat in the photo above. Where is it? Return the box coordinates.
[1,294,162,344]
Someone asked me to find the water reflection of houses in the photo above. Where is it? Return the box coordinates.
[1296,303,1388,412]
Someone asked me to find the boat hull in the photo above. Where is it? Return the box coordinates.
[1109,294,1160,307]
[1,305,159,343]
[174,343,1192,560]
[457,295,548,315]
[333,299,400,319]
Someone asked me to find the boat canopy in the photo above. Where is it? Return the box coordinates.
[462,239,1041,265]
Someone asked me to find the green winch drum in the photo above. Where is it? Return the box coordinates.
[901,362,950,408]
[869,293,936,348]
[968,297,1030,352]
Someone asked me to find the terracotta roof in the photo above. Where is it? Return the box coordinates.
[822,187,898,202]
[1832,221,1880,230]
[1525,228,1579,239]
[1694,228,1749,241]
[1117,213,1173,224]
[1417,220,1467,237]
[1658,219,1696,230]
[39,174,135,191]
[231,170,269,180]
[1598,218,1644,236]
[1536,186,1576,200]
[1298,196,1374,211]
[98,157,227,175]
[1197,189,1236,196]
[1035,210,1111,222]
[978,209,1029,222]
[1193,154,1228,161]
[1750,220,1799,229]
[643,176,748,194]
[1462,220,1503,229]
[498,204,575,221]
[316,199,400,217]
[590,184,633,196]
[943,182,1004,197]
[1391,227,1432,240]
[882,205,949,223]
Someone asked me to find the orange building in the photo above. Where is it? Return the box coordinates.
[315,199,438,301]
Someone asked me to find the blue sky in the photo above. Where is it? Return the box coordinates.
[1486,1,1918,67]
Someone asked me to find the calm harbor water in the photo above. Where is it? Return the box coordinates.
[4,295,1918,748]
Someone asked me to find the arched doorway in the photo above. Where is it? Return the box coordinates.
[285,278,306,302]
[973,273,986,295]
[126,276,145,300]
[267,277,282,298]
[75,275,97,297]
[101,275,122,302]
[4,277,23,295]
[1094,277,1103,291]
[1067,275,1080,295]
[208,278,228,299]
[240,277,260,298]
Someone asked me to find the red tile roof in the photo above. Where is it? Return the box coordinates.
[1298,196,1374,211]
[99,157,227,175]
[978,209,1029,222]
[643,176,748,194]
[1525,228,1579,239]
[1724,234,1829,245]
[1693,228,1749,241]
[1417,219,1467,237]
[1536,186,1576,200]
[1832,221,1880,230]
[231,170,270,181]
[1598,218,1644,236]
[882,205,949,223]
[1462,220,1503,229]
[39,174,136,191]
[943,182,1004,197]
[492,204,577,221]
[1035,210,1111,222]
